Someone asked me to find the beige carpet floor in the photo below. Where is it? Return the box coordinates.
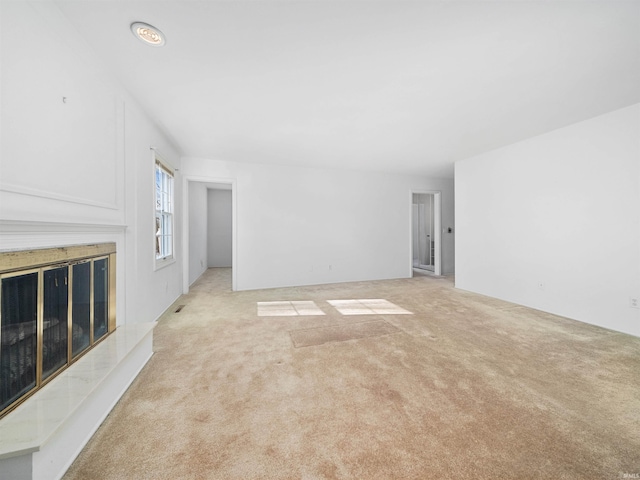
[64,268,640,480]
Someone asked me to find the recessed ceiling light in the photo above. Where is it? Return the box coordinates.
[130,22,165,47]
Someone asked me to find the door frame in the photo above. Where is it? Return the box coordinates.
[182,175,237,293]
[410,190,442,276]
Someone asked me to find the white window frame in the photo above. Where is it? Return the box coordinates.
[154,154,175,269]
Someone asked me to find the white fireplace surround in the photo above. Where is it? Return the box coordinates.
[0,220,155,480]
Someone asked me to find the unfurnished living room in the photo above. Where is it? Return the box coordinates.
[0,1,639,479]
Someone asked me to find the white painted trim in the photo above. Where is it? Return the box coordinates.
[0,220,126,236]
[150,147,178,174]
[0,184,119,210]
[152,256,176,272]
[182,175,237,293]
[434,192,442,276]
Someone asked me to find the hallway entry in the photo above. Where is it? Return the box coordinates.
[184,178,236,293]
[208,188,232,268]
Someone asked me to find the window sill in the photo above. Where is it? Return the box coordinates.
[154,256,176,271]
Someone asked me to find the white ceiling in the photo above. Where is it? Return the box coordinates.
[55,0,640,178]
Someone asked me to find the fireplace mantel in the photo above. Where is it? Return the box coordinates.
[0,219,127,234]
[0,219,127,236]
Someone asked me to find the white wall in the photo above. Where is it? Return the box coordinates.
[0,0,183,325]
[188,182,208,285]
[182,158,454,291]
[208,189,232,268]
[455,104,640,337]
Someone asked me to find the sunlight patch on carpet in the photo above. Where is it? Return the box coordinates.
[289,320,399,347]
[327,299,412,315]
[258,301,326,317]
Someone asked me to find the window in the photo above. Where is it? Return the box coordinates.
[155,158,174,262]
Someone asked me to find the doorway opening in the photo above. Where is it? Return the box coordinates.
[207,186,232,269]
[183,178,236,293]
[411,192,441,276]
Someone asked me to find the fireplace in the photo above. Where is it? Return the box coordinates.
[0,244,116,419]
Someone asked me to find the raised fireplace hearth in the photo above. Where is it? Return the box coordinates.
[0,243,156,480]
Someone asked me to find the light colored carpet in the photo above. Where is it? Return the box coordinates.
[64,268,640,479]
[289,320,399,347]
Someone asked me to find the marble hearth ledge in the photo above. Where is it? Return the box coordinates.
[0,322,156,480]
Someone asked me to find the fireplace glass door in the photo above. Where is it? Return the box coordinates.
[72,261,91,358]
[0,271,38,412]
[42,266,69,381]
[93,258,108,343]
[0,244,115,418]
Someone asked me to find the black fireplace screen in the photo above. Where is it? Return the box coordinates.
[0,272,38,412]
[0,252,113,417]
[43,266,69,381]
